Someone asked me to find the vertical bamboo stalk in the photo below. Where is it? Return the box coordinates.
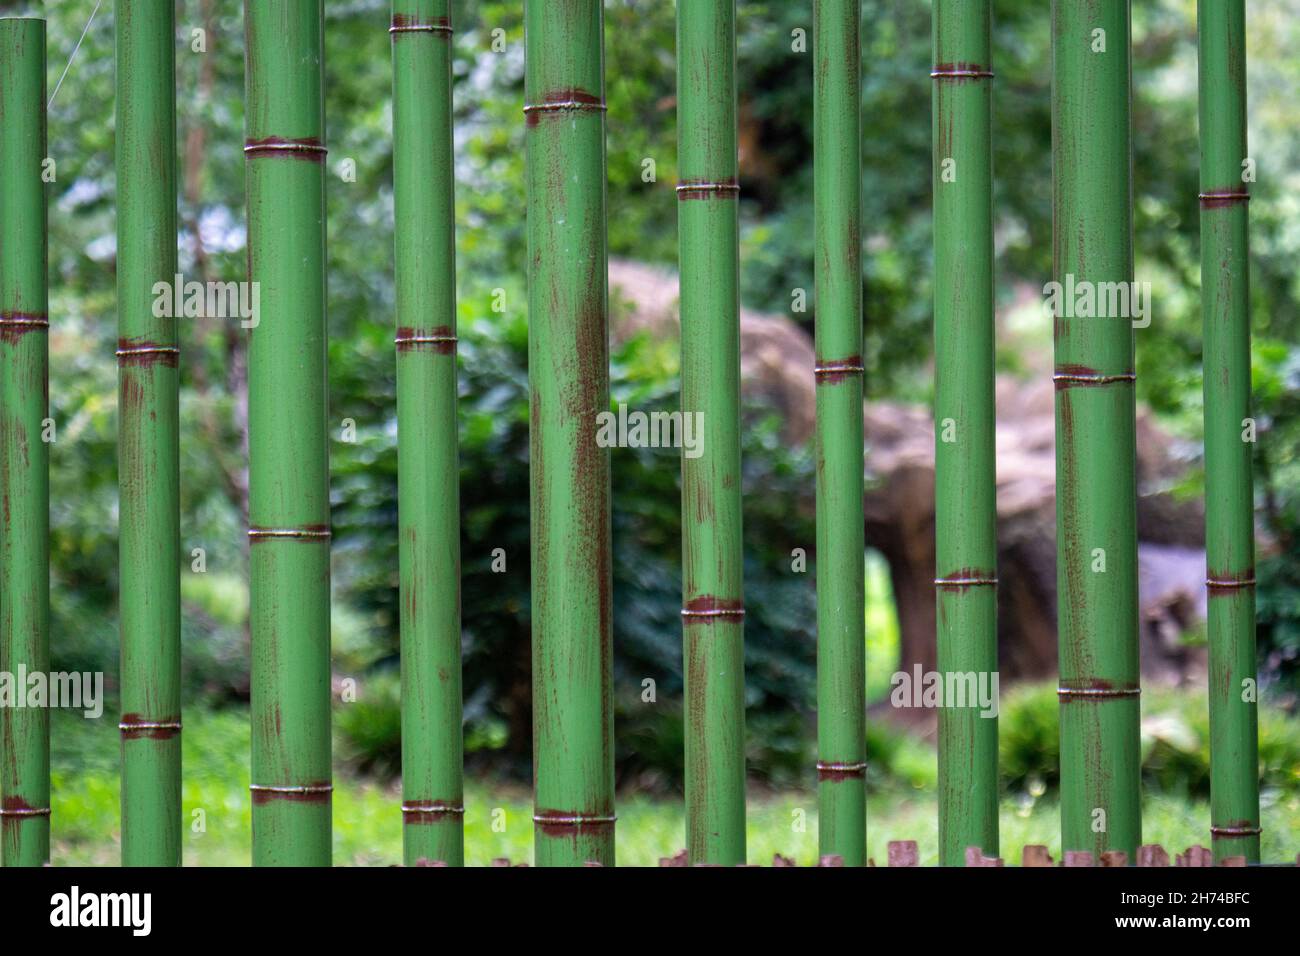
[116,0,182,867]
[1197,0,1260,864]
[813,0,865,867]
[244,0,332,866]
[392,0,464,867]
[677,0,745,866]
[932,0,999,866]
[524,0,616,867]
[0,15,49,868]
[1051,0,1141,860]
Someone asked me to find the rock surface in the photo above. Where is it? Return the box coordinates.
[609,258,1208,690]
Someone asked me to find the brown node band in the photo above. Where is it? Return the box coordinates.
[1052,371,1136,386]
[1198,191,1250,207]
[532,812,617,827]
[816,761,868,779]
[250,784,333,796]
[395,333,458,346]
[1210,824,1262,837]
[930,69,994,79]
[680,607,746,621]
[1206,577,1256,589]
[1057,685,1141,701]
[814,361,865,378]
[389,23,453,36]
[247,526,332,541]
[402,803,465,816]
[0,805,51,817]
[244,140,328,159]
[0,313,48,328]
[524,100,606,115]
[116,345,179,358]
[676,181,741,198]
[119,719,182,730]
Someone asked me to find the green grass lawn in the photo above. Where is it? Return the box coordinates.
[49,707,1300,866]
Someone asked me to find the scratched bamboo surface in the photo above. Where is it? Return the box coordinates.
[0,15,50,868]
[244,0,333,866]
[812,0,867,867]
[1197,0,1261,865]
[392,0,465,868]
[116,0,183,868]
[677,0,748,869]
[524,0,617,867]
[932,0,999,866]
[1051,0,1142,861]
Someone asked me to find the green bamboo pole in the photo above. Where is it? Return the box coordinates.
[392,0,464,867]
[116,0,182,868]
[244,0,332,867]
[0,15,49,869]
[812,0,865,866]
[932,0,998,866]
[1197,0,1260,864]
[1051,0,1141,861]
[524,0,616,867]
[677,0,745,866]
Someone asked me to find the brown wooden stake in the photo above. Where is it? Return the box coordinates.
[1022,845,1054,867]
[888,840,919,867]
[1137,844,1170,867]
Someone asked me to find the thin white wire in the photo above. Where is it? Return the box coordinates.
[48,0,104,110]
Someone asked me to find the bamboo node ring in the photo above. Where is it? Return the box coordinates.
[523,100,606,115]
[250,783,334,795]
[1057,686,1141,701]
[680,607,746,620]
[0,805,51,817]
[247,526,332,541]
[118,720,182,731]
[934,575,998,587]
[1209,824,1262,837]
[814,362,865,377]
[675,181,741,198]
[394,333,458,346]
[389,23,453,36]
[243,141,328,158]
[0,314,48,328]
[816,761,868,777]
[401,803,466,816]
[1198,191,1250,206]
[1206,577,1256,589]
[930,69,994,79]
[1052,371,1136,386]
[532,812,617,827]
[115,345,179,358]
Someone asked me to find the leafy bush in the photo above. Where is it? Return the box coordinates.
[1000,681,1300,799]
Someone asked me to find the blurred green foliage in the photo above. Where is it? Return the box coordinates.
[1000,682,1300,799]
